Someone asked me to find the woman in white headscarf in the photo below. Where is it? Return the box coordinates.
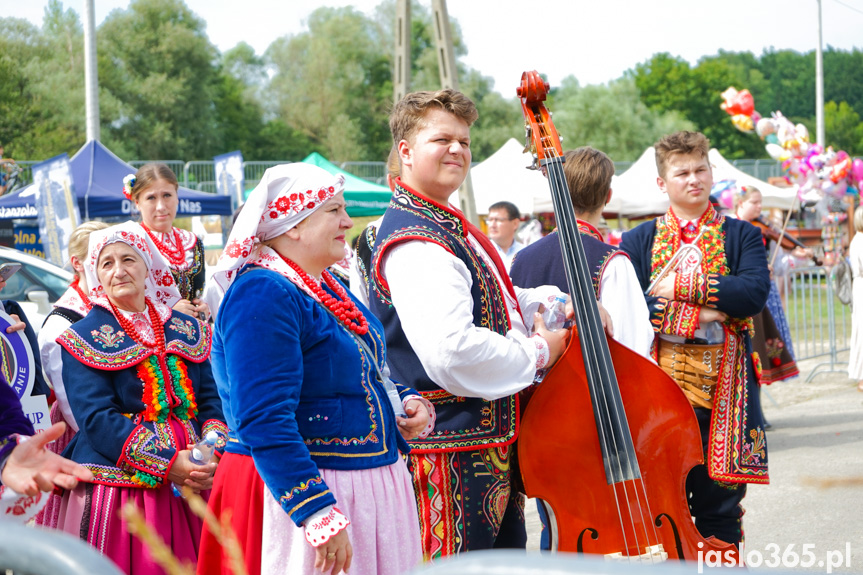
[55,221,227,575]
[198,163,433,575]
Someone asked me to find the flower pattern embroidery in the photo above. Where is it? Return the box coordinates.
[169,317,196,340]
[260,181,341,224]
[91,325,125,348]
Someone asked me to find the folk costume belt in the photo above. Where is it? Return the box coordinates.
[657,340,723,410]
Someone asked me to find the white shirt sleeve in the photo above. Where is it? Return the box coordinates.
[347,255,370,308]
[382,240,543,400]
[38,315,78,432]
[599,255,655,360]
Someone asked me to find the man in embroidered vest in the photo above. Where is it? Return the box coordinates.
[369,89,572,558]
[620,131,770,549]
[511,147,654,358]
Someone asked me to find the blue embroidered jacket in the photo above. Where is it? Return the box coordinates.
[211,266,415,527]
[369,183,518,453]
[57,305,226,489]
[620,212,771,484]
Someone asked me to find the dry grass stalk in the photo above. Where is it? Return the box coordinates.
[182,486,248,575]
[804,476,863,488]
[120,500,194,575]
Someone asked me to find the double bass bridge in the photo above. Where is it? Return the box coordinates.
[605,544,669,563]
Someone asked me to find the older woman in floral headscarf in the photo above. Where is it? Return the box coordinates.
[198,163,433,575]
[55,221,227,575]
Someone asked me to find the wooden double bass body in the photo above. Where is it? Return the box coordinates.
[515,71,739,563]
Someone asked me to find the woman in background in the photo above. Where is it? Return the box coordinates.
[125,163,208,318]
[733,186,800,387]
[847,206,863,392]
[35,220,108,527]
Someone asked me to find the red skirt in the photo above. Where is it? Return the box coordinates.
[197,452,265,575]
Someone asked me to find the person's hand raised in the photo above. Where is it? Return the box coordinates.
[1,422,93,496]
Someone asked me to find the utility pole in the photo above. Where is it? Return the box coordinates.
[83,0,100,142]
[430,0,479,225]
[815,0,825,147]
[394,0,411,104]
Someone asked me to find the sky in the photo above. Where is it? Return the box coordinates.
[6,0,863,95]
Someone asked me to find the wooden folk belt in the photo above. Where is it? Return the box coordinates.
[657,340,723,409]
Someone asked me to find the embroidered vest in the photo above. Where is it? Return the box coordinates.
[370,184,518,452]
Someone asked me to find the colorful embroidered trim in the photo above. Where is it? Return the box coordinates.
[136,355,198,423]
[117,425,173,487]
[706,332,769,483]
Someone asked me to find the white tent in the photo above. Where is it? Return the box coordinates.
[605,147,669,218]
[607,147,798,217]
[707,149,797,210]
[451,138,552,215]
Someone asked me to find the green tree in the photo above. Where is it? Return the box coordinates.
[629,52,766,159]
[265,6,392,162]
[825,101,863,155]
[0,2,87,159]
[97,0,220,160]
[551,76,694,162]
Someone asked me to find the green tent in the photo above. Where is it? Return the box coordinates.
[301,152,392,216]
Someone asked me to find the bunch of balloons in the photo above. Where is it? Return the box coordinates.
[720,86,861,203]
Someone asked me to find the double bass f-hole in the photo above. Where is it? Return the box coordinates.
[514,70,740,564]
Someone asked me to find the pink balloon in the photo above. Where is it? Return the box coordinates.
[852,158,863,183]
[720,188,734,209]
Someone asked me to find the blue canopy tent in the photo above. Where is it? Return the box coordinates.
[0,141,232,220]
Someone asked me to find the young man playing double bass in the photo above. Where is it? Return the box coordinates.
[367,89,573,558]
[620,131,770,549]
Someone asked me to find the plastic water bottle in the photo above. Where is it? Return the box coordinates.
[190,430,223,464]
[543,295,568,331]
[172,430,223,497]
[703,321,725,344]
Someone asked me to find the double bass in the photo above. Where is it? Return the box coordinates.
[515,71,739,563]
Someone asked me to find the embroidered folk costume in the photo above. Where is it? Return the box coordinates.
[140,223,205,302]
[510,220,654,358]
[620,204,771,546]
[369,180,562,558]
[199,164,432,575]
[55,222,226,575]
[123,171,206,303]
[749,233,800,384]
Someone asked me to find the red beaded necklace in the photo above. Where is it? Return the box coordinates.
[70,276,93,311]
[141,224,186,267]
[109,297,165,352]
[279,254,369,335]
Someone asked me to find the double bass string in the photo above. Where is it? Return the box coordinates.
[543,151,644,555]
[543,142,663,561]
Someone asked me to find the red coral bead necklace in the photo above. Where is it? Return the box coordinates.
[70,276,93,311]
[109,296,166,353]
[279,254,369,335]
[141,223,186,267]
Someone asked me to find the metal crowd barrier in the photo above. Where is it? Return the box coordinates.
[0,521,123,574]
[780,264,851,381]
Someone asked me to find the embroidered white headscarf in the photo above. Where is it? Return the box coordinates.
[204,163,345,318]
[84,221,183,311]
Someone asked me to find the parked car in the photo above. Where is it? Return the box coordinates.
[0,247,73,333]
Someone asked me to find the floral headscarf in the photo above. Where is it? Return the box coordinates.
[204,163,345,318]
[84,221,182,311]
